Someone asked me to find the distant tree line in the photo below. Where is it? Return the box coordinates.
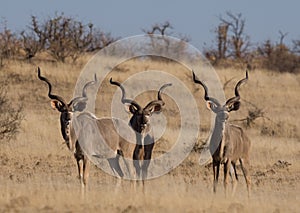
[203,11,300,73]
[0,12,117,66]
[1,11,300,73]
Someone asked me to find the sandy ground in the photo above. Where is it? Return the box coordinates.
[0,131,299,212]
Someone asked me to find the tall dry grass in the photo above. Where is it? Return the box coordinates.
[2,56,299,167]
[0,57,299,212]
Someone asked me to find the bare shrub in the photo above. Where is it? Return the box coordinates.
[204,11,251,65]
[0,81,23,141]
[0,20,20,67]
[263,44,300,73]
[142,21,190,60]
[222,12,251,59]
[260,120,298,138]
[292,39,300,54]
[19,15,48,60]
[43,13,93,62]
[27,13,116,63]
[257,32,300,73]
[231,100,298,138]
[20,30,45,60]
[143,21,173,36]
[87,29,117,52]
[231,100,266,128]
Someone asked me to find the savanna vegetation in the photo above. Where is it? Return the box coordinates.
[0,11,299,212]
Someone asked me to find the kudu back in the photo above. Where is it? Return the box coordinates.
[193,70,251,197]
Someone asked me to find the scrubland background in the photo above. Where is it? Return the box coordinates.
[0,56,299,212]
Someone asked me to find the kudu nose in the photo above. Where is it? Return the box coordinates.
[140,123,147,130]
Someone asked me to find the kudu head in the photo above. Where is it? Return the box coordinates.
[110,78,172,134]
[193,70,248,123]
[37,67,96,148]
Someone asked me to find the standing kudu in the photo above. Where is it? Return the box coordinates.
[38,68,137,188]
[193,70,251,197]
[37,67,96,187]
[110,78,171,183]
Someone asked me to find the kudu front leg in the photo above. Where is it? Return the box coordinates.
[76,158,84,187]
[133,144,142,180]
[141,142,155,182]
[230,162,238,196]
[83,156,90,186]
[213,160,220,193]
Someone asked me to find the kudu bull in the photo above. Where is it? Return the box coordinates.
[193,70,251,197]
[38,68,125,186]
[110,78,171,183]
[38,67,97,187]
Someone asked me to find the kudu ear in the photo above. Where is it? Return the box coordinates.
[124,103,139,114]
[70,97,88,112]
[73,100,88,112]
[225,69,248,112]
[144,100,164,115]
[51,100,65,112]
[206,100,219,113]
[148,104,162,114]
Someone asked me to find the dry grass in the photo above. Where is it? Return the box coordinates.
[0,57,299,212]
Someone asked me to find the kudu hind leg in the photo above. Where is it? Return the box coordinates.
[230,162,238,196]
[223,159,231,196]
[239,158,251,197]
